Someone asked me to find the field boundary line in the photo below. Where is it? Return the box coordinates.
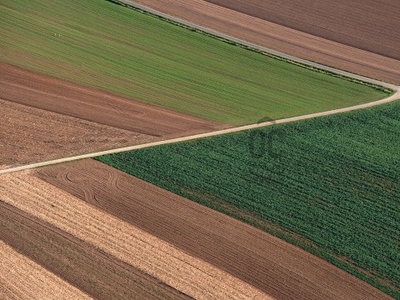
[1,90,399,175]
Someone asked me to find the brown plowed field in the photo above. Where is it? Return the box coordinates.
[0,170,271,300]
[35,159,391,300]
[0,63,223,167]
[133,0,400,83]
[206,0,400,60]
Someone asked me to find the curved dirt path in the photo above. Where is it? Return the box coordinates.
[1,0,399,175]
[1,87,398,175]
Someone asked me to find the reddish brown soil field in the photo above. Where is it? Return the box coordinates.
[206,0,400,60]
[133,0,400,84]
[36,159,391,300]
[0,63,222,167]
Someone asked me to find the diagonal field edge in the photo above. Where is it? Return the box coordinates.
[1,89,399,175]
[1,0,399,174]
[118,0,398,91]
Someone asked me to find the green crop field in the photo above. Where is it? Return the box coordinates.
[0,0,390,124]
[97,100,400,298]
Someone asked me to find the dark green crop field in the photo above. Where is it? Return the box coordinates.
[98,101,400,298]
[0,0,390,124]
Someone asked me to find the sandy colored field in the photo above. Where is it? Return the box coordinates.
[0,240,92,300]
[0,63,222,167]
[0,202,191,300]
[0,171,271,300]
[132,0,400,84]
[35,159,391,300]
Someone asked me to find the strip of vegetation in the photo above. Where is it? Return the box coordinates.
[0,0,389,124]
[97,100,400,298]
[110,0,394,95]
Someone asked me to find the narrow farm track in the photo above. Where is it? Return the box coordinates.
[1,87,398,175]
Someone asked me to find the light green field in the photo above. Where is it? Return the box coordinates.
[0,0,390,124]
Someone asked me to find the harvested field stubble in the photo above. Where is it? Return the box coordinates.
[0,171,270,300]
[0,202,191,300]
[0,99,153,167]
[36,159,391,300]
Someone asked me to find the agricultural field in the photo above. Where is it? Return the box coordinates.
[0,98,152,168]
[122,0,400,84]
[97,100,400,298]
[0,161,389,299]
[0,170,273,300]
[1,0,399,298]
[0,240,92,300]
[0,63,221,168]
[206,0,400,60]
[0,0,390,125]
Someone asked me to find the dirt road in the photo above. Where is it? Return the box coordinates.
[1,86,398,175]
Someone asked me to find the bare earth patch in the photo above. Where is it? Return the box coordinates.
[0,99,154,167]
[131,0,400,84]
[0,240,93,300]
[205,0,400,60]
[35,159,391,300]
[0,170,271,300]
